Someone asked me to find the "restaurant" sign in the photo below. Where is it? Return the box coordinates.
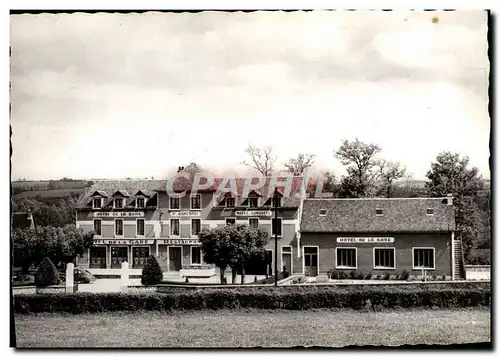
[337,237,395,243]
[160,239,201,245]
[235,210,272,217]
[93,212,144,217]
[94,239,154,245]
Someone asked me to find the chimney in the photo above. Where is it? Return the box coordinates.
[446,193,453,205]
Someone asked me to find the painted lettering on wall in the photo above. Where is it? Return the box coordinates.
[160,239,201,245]
[94,239,154,245]
[235,210,272,217]
[337,237,395,243]
[93,212,144,217]
[169,211,201,217]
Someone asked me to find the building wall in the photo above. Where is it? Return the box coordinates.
[298,232,452,276]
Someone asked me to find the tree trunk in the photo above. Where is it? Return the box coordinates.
[231,267,237,284]
[241,267,246,285]
[219,267,225,285]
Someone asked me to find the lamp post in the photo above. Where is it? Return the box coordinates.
[273,187,279,287]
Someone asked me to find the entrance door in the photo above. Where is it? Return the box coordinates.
[282,246,292,275]
[89,247,107,269]
[304,247,318,277]
[111,247,128,269]
[169,247,182,271]
[158,246,169,270]
[132,247,149,269]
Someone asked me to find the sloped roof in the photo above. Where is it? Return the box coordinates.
[300,198,456,233]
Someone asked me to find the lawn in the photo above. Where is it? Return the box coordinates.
[14,308,490,348]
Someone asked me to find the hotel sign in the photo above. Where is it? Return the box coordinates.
[93,212,144,217]
[337,237,395,243]
[160,239,201,245]
[235,210,272,217]
[94,239,154,245]
[169,211,201,217]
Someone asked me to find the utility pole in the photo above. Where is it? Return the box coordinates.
[274,187,279,287]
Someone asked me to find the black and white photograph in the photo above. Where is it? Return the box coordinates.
[9,8,491,349]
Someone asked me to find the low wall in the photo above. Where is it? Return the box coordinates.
[465,265,490,281]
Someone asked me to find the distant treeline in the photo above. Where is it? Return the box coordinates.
[11,179,92,194]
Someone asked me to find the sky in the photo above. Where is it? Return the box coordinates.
[10,10,490,181]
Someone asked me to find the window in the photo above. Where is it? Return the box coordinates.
[249,218,259,229]
[93,198,102,209]
[170,219,180,236]
[114,198,124,209]
[136,198,145,209]
[93,219,102,236]
[374,248,395,269]
[249,197,259,208]
[282,246,292,253]
[115,219,124,236]
[137,219,145,236]
[170,196,180,210]
[375,208,383,216]
[319,209,327,216]
[226,218,236,225]
[272,197,282,208]
[271,217,282,237]
[336,248,357,268]
[413,248,435,269]
[191,246,202,265]
[304,247,318,267]
[426,208,434,215]
[191,195,201,210]
[191,219,201,236]
[226,197,235,208]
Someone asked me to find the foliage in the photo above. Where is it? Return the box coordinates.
[242,143,276,176]
[425,152,485,260]
[377,159,406,197]
[12,225,95,273]
[14,285,491,314]
[12,196,79,227]
[251,272,286,285]
[198,224,270,284]
[467,248,491,265]
[34,257,60,287]
[284,153,315,175]
[401,270,410,280]
[307,170,337,197]
[141,256,163,286]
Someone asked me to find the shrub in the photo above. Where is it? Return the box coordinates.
[356,271,365,280]
[13,285,491,314]
[338,271,347,280]
[365,272,372,280]
[141,256,163,286]
[349,271,357,280]
[384,274,391,280]
[34,257,60,287]
[291,276,307,284]
[401,270,410,281]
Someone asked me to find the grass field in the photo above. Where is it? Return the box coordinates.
[14,308,490,348]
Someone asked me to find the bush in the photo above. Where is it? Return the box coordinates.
[141,256,163,286]
[365,272,372,280]
[401,270,410,281]
[291,276,307,284]
[383,274,391,280]
[13,285,491,314]
[34,257,60,287]
[349,271,357,280]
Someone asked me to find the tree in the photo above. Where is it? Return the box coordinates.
[12,225,95,273]
[334,138,381,197]
[12,196,78,227]
[184,162,204,173]
[242,143,276,176]
[141,255,163,286]
[284,153,315,175]
[425,152,485,261]
[377,159,406,197]
[34,257,60,287]
[198,224,269,284]
[307,170,337,197]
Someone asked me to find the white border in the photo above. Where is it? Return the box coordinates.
[335,247,358,269]
[280,245,293,274]
[190,245,202,265]
[412,247,436,270]
[92,197,102,210]
[93,218,102,236]
[373,247,396,270]
[190,194,202,210]
[169,195,181,211]
[135,197,145,209]
[136,218,145,237]
[247,217,259,229]
[113,197,124,209]
[114,218,124,237]
[302,245,319,275]
[170,218,180,236]
[190,218,202,237]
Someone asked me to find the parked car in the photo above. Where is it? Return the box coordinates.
[12,274,35,286]
[58,267,96,284]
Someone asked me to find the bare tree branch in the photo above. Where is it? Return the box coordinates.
[242,143,276,176]
[284,153,315,176]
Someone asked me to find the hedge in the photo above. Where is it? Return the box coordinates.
[13,286,490,314]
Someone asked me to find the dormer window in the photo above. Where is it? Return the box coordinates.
[136,198,145,209]
[249,197,259,208]
[426,208,434,215]
[93,198,102,209]
[114,198,124,209]
[226,197,235,208]
[319,209,327,216]
[375,208,383,216]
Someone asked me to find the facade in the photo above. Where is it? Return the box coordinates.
[75,176,304,275]
[298,196,458,278]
